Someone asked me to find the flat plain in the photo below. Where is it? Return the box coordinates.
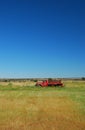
[0,80,85,130]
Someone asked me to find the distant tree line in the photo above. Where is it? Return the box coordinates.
[81,77,85,80]
[0,77,85,82]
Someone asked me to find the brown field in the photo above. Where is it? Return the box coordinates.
[0,80,85,130]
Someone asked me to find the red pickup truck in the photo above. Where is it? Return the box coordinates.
[35,80,64,87]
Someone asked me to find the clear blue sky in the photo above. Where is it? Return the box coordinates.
[0,0,85,78]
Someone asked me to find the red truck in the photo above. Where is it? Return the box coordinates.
[35,80,64,87]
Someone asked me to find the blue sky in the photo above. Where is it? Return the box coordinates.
[0,0,85,78]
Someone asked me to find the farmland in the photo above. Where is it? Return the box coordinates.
[0,80,85,130]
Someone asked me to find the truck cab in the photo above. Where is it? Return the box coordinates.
[36,80,48,87]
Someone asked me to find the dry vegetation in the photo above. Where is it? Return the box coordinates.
[0,80,85,130]
[0,80,36,87]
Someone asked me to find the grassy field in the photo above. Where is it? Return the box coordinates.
[0,80,85,130]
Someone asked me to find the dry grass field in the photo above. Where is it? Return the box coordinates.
[0,80,85,130]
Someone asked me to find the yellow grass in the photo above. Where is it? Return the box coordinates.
[0,81,36,87]
[0,80,85,130]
